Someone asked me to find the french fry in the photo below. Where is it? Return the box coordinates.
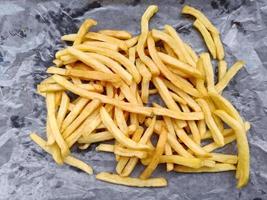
[170,92,187,105]
[61,34,76,41]
[136,59,152,103]
[125,36,138,48]
[174,163,235,173]
[164,25,196,66]
[140,127,167,179]
[96,172,167,187]
[78,131,114,144]
[218,60,227,82]
[214,110,249,188]
[215,61,244,93]
[182,5,219,34]
[196,99,224,146]
[212,32,224,60]
[136,5,160,75]
[61,98,89,132]
[200,53,215,92]
[158,52,202,78]
[208,153,238,164]
[99,30,132,40]
[75,44,141,83]
[164,143,174,171]
[195,58,208,96]
[159,155,203,169]
[38,83,65,93]
[183,43,199,63]
[163,42,176,58]
[85,32,128,51]
[73,19,97,46]
[46,93,69,157]
[83,41,119,51]
[194,20,216,59]
[56,92,70,129]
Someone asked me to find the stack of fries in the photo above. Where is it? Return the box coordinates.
[30,5,250,188]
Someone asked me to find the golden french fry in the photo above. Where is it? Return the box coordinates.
[163,42,176,58]
[56,92,70,129]
[200,53,215,92]
[184,43,199,63]
[214,110,249,188]
[75,44,141,83]
[174,163,235,173]
[208,153,238,164]
[194,20,216,59]
[46,93,69,157]
[164,143,174,171]
[170,92,187,105]
[196,99,224,146]
[159,155,202,169]
[61,34,76,41]
[78,131,114,144]
[215,61,244,93]
[218,60,227,82]
[83,41,119,51]
[182,5,219,34]
[85,32,128,51]
[197,119,206,139]
[53,59,63,67]
[140,127,167,179]
[99,30,132,40]
[61,98,89,132]
[96,172,167,187]
[164,25,196,66]
[136,5,160,75]
[73,19,97,46]
[212,32,224,60]
[38,83,65,93]
[47,67,66,75]
[195,58,208,96]
[158,52,202,78]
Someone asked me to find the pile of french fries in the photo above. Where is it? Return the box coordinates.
[30,5,250,188]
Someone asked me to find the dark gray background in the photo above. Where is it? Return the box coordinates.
[0,0,267,199]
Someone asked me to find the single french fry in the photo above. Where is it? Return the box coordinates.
[62,99,101,138]
[140,127,167,179]
[136,59,152,103]
[148,35,201,97]
[56,92,70,129]
[208,153,238,164]
[196,99,224,146]
[214,110,249,188]
[73,19,97,46]
[180,104,201,145]
[212,32,224,60]
[159,155,203,169]
[197,119,206,139]
[218,60,227,82]
[183,43,199,63]
[65,68,121,83]
[200,53,215,92]
[61,98,89,132]
[46,118,55,145]
[215,61,244,93]
[136,5,160,75]
[96,172,167,187]
[195,58,208,96]
[85,32,128,51]
[47,67,66,75]
[164,143,174,171]
[182,5,219,34]
[164,25,196,66]
[194,20,216,59]
[53,59,63,67]
[61,34,76,41]
[174,163,235,173]
[76,83,104,92]
[158,52,202,78]
[163,42,176,58]
[75,44,141,83]
[83,41,119,51]
[46,93,69,157]
[52,75,152,116]
[38,83,65,93]
[99,29,132,40]
[170,92,187,105]
[78,131,114,144]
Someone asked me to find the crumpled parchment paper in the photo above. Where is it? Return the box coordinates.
[0,0,267,199]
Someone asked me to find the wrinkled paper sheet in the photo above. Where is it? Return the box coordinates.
[0,0,267,199]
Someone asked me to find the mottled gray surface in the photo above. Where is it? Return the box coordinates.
[0,0,267,199]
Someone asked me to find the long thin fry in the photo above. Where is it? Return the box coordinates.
[212,32,224,60]
[99,30,132,40]
[174,163,235,173]
[125,36,138,48]
[194,20,216,58]
[46,93,69,157]
[159,155,202,168]
[218,60,227,82]
[215,61,244,93]
[73,19,97,46]
[38,84,65,92]
[56,92,70,129]
[200,53,215,92]
[137,5,160,75]
[96,172,167,187]
[78,131,114,144]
